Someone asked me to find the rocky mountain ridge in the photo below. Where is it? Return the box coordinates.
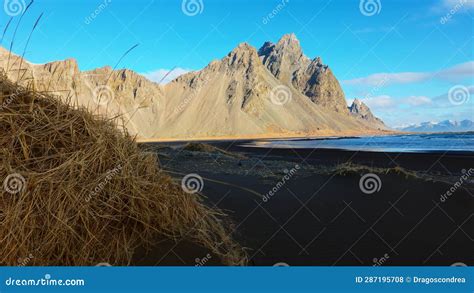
[397,120,474,132]
[258,33,348,113]
[0,34,388,140]
[348,99,386,130]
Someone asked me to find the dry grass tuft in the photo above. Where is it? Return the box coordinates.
[183,143,247,159]
[333,162,418,179]
[0,72,246,266]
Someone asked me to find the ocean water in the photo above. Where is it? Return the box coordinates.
[242,133,474,153]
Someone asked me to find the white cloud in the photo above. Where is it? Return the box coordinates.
[431,0,474,14]
[362,87,473,127]
[438,62,474,80]
[142,67,191,84]
[432,85,474,105]
[345,72,426,87]
[362,95,434,110]
[361,95,396,109]
[343,61,474,87]
[442,0,474,9]
[403,96,432,106]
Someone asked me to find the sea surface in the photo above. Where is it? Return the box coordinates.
[242,133,474,153]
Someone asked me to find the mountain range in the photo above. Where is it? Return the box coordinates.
[0,34,388,140]
[397,120,474,133]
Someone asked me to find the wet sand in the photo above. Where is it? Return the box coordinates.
[135,129,395,144]
[136,142,474,266]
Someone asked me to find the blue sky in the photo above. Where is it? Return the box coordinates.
[1,0,472,127]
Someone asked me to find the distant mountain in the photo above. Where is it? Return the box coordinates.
[0,34,389,140]
[348,99,386,130]
[398,120,474,132]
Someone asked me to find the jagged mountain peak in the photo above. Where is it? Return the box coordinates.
[258,41,275,56]
[40,58,80,77]
[309,56,324,68]
[258,34,306,84]
[264,33,306,61]
[258,33,348,113]
[86,65,113,76]
[349,98,386,130]
[221,42,263,73]
[349,99,370,117]
[228,42,259,59]
[169,43,263,87]
[232,42,254,51]
[349,98,364,109]
[276,33,302,50]
[279,33,298,42]
[43,57,79,68]
[84,67,153,83]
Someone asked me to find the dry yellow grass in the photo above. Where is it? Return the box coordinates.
[0,72,246,266]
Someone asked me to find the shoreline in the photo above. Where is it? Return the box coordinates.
[136,130,473,144]
[135,129,397,143]
[142,134,474,156]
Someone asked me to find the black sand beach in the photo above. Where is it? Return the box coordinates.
[137,142,474,266]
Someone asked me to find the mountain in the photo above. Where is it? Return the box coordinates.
[0,46,163,138]
[258,33,348,113]
[163,43,381,139]
[0,34,388,140]
[348,99,386,130]
[398,120,474,132]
